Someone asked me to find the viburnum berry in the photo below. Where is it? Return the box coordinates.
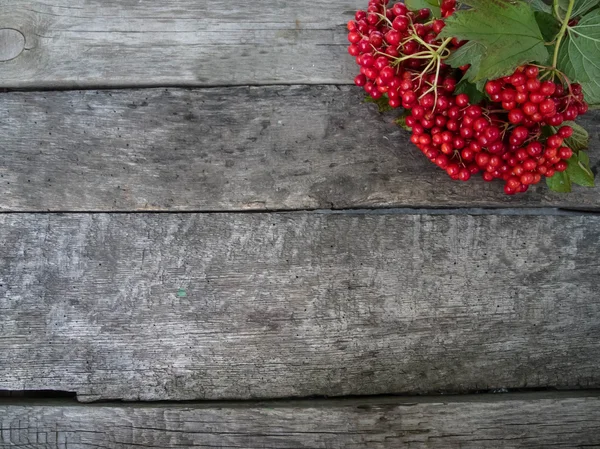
[349,1,591,195]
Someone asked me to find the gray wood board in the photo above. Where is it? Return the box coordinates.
[1,394,600,448]
[1,212,599,402]
[0,0,359,88]
[1,86,599,212]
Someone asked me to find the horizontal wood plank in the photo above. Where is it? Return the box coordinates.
[0,0,359,88]
[1,212,599,401]
[1,394,599,448]
[1,86,599,212]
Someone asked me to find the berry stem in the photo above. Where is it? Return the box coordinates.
[552,0,575,69]
[436,37,453,56]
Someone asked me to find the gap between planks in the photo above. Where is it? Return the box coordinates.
[0,389,599,407]
[1,207,600,216]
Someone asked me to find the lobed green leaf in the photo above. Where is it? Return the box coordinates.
[445,41,485,82]
[547,170,572,192]
[526,0,552,13]
[557,0,600,19]
[566,152,595,186]
[440,0,549,80]
[560,121,590,151]
[535,11,562,42]
[557,9,600,106]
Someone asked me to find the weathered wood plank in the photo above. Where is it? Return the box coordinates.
[1,87,599,212]
[1,394,599,448]
[1,212,599,401]
[0,0,358,88]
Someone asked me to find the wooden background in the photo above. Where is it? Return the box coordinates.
[1,0,599,447]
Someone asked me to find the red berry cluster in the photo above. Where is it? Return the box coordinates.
[348,0,459,108]
[348,0,589,194]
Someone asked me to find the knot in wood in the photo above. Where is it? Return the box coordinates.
[0,29,25,62]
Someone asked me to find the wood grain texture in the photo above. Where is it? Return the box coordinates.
[0,0,359,88]
[1,86,599,212]
[1,212,599,401]
[1,394,600,448]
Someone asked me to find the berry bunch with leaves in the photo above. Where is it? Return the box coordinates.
[348,0,598,194]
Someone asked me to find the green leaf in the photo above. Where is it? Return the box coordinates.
[177,288,187,297]
[535,11,562,42]
[405,0,442,17]
[557,9,600,106]
[395,110,412,131]
[440,0,550,80]
[365,95,392,113]
[556,121,590,151]
[557,0,600,19]
[547,170,573,192]
[454,79,486,103]
[527,0,552,13]
[579,149,591,166]
[445,41,485,82]
[566,152,595,186]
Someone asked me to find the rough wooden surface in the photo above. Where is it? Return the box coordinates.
[1,86,599,212]
[1,394,599,448]
[1,212,599,401]
[0,0,359,88]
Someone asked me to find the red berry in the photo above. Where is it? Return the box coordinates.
[558,126,573,138]
[526,142,543,157]
[455,93,470,107]
[403,91,417,105]
[547,113,564,127]
[466,105,482,118]
[435,154,450,168]
[510,72,527,86]
[354,74,367,86]
[507,176,521,190]
[523,159,537,171]
[385,30,401,46]
[521,173,535,185]
[483,171,494,182]
[486,81,502,95]
[516,91,528,103]
[458,168,471,181]
[558,147,573,159]
[526,78,541,91]
[418,8,431,20]
[433,19,445,34]
[523,102,538,116]
[484,126,501,143]
[555,161,568,172]
[525,66,539,78]
[502,89,517,102]
[446,164,460,177]
[348,32,362,44]
[547,135,563,148]
[508,109,525,124]
[540,81,556,96]
[476,152,490,167]
[539,99,556,116]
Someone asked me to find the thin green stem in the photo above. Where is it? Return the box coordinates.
[436,37,453,56]
[552,0,575,68]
